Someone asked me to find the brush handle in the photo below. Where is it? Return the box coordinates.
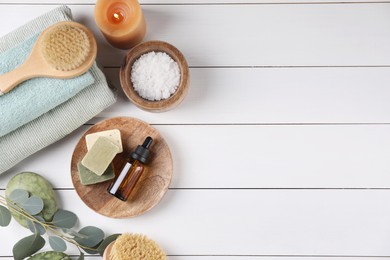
[0,61,39,94]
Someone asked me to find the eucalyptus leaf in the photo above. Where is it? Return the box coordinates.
[61,228,87,239]
[8,189,29,205]
[77,252,85,260]
[49,236,67,252]
[81,245,100,254]
[52,209,78,228]
[13,234,45,260]
[97,234,121,256]
[27,216,46,235]
[0,205,11,227]
[21,196,44,215]
[34,215,45,222]
[74,226,104,248]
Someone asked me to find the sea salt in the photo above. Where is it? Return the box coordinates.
[131,51,180,101]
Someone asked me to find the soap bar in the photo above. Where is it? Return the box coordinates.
[81,137,120,176]
[78,162,115,185]
[86,129,123,153]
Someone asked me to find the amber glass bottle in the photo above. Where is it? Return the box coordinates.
[108,136,153,201]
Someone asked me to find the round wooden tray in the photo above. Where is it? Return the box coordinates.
[70,117,173,218]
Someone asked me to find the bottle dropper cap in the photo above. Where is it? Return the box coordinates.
[131,136,153,164]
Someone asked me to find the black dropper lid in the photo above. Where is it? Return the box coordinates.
[130,136,153,164]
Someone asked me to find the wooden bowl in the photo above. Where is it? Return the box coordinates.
[70,117,173,218]
[102,241,114,260]
[120,41,190,112]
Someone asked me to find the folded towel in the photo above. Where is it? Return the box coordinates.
[0,34,95,137]
[0,6,117,174]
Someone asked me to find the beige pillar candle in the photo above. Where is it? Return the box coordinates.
[94,0,146,50]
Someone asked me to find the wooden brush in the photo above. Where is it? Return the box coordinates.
[0,21,97,96]
[103,233,166,260]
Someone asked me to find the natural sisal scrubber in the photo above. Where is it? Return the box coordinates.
[0,21,97,96]
[103,233,166,260]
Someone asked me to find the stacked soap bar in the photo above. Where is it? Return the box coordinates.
[82,137,119,175]
[77,162,114,185]
[86,129,123,152]
[78,129,123,185]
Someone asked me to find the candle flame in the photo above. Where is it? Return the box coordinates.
[110,10,125,24]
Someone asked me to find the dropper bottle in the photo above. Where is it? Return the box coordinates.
[108,136,153,201]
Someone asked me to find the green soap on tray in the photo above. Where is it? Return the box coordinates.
[81,136,120,176]
[78,162,114,185]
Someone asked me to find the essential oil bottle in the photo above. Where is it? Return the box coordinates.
[108,136,153,201]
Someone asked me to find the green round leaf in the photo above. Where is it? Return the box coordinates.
[61,228,87,239]
[52,209,78,229]
[13,234,45,260]
[8,189,29,205]
[22,196,44,215]
[6,172,58,228]
[34,215,45,222]
[81,245,100,254]
[74,226,104,248]
[28,251,71,260]
[27,216,46,235]
[97,234,121,256]
[0,205,11,227]
[48,236,67,252]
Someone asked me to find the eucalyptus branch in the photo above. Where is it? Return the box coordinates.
[0,173,117,259]
[1,195,96,251]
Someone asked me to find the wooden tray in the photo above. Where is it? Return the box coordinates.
[70,117,173,218]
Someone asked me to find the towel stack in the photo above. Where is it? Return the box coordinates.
[0,6,117,174]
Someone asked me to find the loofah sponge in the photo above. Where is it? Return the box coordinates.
[41,24,91,71]
[110,233,166,260]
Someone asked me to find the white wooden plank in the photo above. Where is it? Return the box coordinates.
[99,67,390,124]
[0,4,389,67]
[2,124,390,189]
[1,190,390,256]
[0,67,387,125]
[0,256,389,259]
[0,0,387,4]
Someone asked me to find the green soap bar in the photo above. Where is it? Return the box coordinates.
[78,162,115,185]
[81,136,120,176]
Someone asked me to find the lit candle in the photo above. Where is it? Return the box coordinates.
[94,0,146,50]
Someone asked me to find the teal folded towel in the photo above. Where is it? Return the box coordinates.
[0,6,117,174]
[0,32,94,137]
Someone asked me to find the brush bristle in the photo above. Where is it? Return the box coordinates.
[110,233,166,260]
[41,24,91,71]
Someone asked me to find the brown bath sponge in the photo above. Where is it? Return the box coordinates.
[109,233,166,260]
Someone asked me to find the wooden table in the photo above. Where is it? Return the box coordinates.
[1,0,390,259]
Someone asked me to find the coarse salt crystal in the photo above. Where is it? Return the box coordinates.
[131,51,180,101]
